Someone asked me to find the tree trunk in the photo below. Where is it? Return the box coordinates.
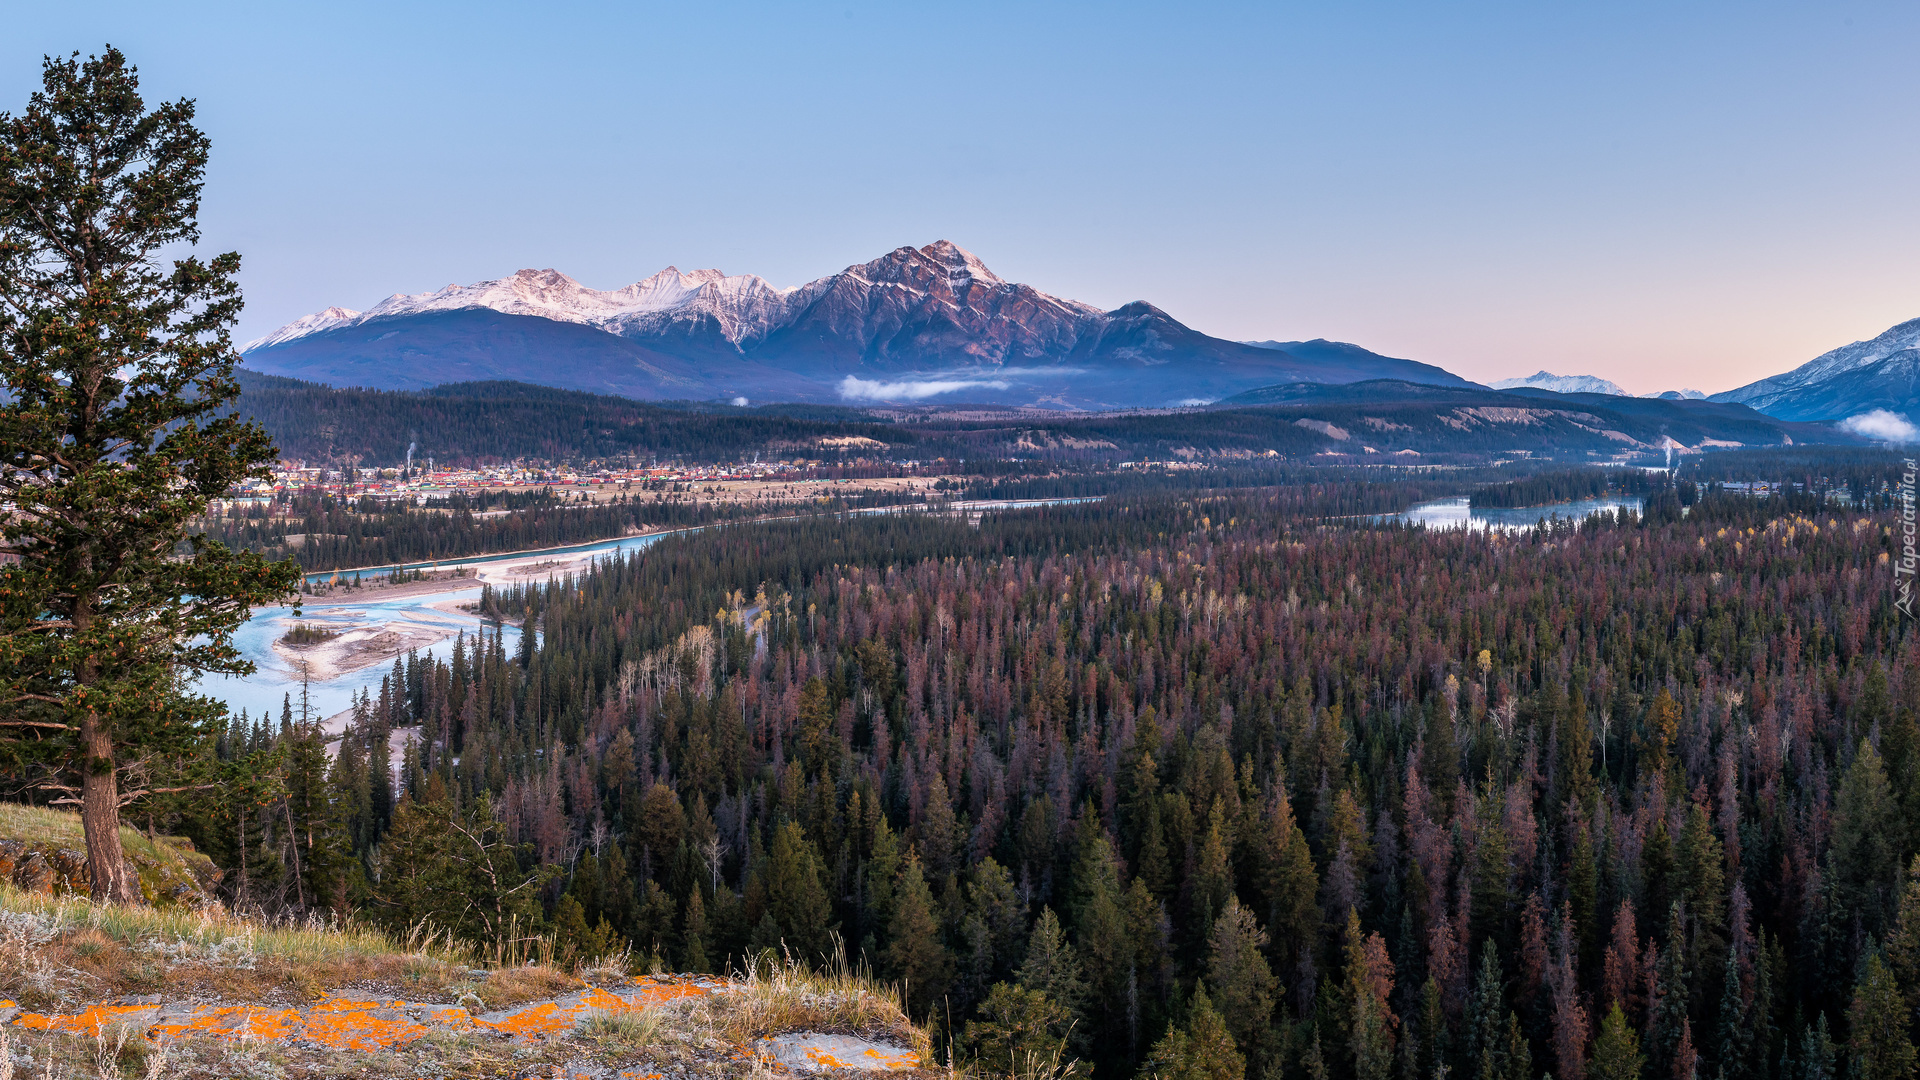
[80,712,136,904]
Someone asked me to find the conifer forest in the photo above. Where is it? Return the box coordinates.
[150,472,1920,1080]
[9,24,1920,1080]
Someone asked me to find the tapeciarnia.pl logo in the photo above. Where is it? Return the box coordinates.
[1899,458,1917,618]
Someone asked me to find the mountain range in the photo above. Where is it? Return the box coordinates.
[240,242,1473,409]
[1712,317,1920,424]
[1490,371,1629,396]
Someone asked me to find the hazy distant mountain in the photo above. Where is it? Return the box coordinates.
[1713,317,1920,422]
[1643,389,1707,400]
[1490,370,1628,396]
[243,243,1474,409]
[1211,379,1845,455]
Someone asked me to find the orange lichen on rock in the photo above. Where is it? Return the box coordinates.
[17,1003,160,1037]
[861,1047,921,1068]
[294,997,433,1050]
[477,980,716,1041]
[9,977,740,1058]
[148,1005,298,1042]
[480,999,570,1039]
[761,1033,921,1072]
[625,977,713,1007]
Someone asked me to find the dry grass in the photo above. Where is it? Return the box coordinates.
[0,883,582,1012]
[677,939,925,1059]
[470,964,583,1010]
[577,1006,667,1049]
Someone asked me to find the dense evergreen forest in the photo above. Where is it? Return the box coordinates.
[232,371,917,465]
[197,488,929,573]
[135,478,1920,1080]
[1469,469,1620,508]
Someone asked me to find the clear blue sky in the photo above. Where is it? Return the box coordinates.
[8,1,1919,394]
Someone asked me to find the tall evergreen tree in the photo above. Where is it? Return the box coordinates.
[886,849,952,1017]
[1589,1002,1646,1080]
[1466,940,1506,1076]
[758,820,836,963]
[1344,908,1397,1080]
[1205,896,1279,1065]
[1145,985,1243,1080]
[0,46,300,903]
[1833,741,1900,940]
[1849,953,1917,1080]
[1019,907,1092,1057]
[1650,903,1691,1078]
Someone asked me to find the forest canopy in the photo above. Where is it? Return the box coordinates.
[125,477,1920,1080]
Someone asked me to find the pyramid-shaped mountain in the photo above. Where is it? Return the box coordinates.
[243,242,1473,408]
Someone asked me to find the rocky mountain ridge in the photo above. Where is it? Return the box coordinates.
[242,243,1473,408]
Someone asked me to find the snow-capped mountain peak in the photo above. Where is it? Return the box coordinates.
[1717,316,1920,403]
[919,239,1005,287]
[356,267,690,326]
[243,241,1069,356]
[241,306,361,352]
[1490,370,1628,396]
[239,240,1485,406]
[250,265,806,352]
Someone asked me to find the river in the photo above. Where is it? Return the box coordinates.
[207,497,1101,722]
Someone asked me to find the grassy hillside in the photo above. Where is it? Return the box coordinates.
[0,804,219,909]
[0,861,929,1079]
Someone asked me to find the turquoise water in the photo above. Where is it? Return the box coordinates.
[216,497,1100,720]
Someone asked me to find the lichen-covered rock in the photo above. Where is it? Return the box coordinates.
[761,1033,921,1071]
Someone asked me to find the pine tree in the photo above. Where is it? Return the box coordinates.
[682,886,711,972]
[1798,1014,1838,1080]
[1019,908,1091,1056]
[1260,781,1321,980]
[0,47,301,903]
[1604,900,1642,1020]
[967,856,1026,987]
[885,849,952,1017]
[632,879,678,967]
[1190,803,1235,946]
[1833,741,1900,942]
[863,811,902,959]
[752,820,829,962]
[1590,1002,1646,1080]
[1887,856,1920,1018]
[1498,1011,1531,1080]
[1345,908,1397,1080]
[1417,976,1449,1080]
[1145,984,1244,1080]
[1071,831,1132,1045]
[1849,953,1917,1080]
[1647,689,1681,777]
[1650,903,1691,1078]
[374,789,542,942]
[1715,946,1750,1078]
[1206,896,1279,1064]
[961,982,1085,1080]
[1466,940,1506,1076]
[1884,697,1920,865]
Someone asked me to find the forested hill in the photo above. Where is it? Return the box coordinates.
[235,370,1856,469]
[232,370,910,464]
[170,484,1920,1080]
